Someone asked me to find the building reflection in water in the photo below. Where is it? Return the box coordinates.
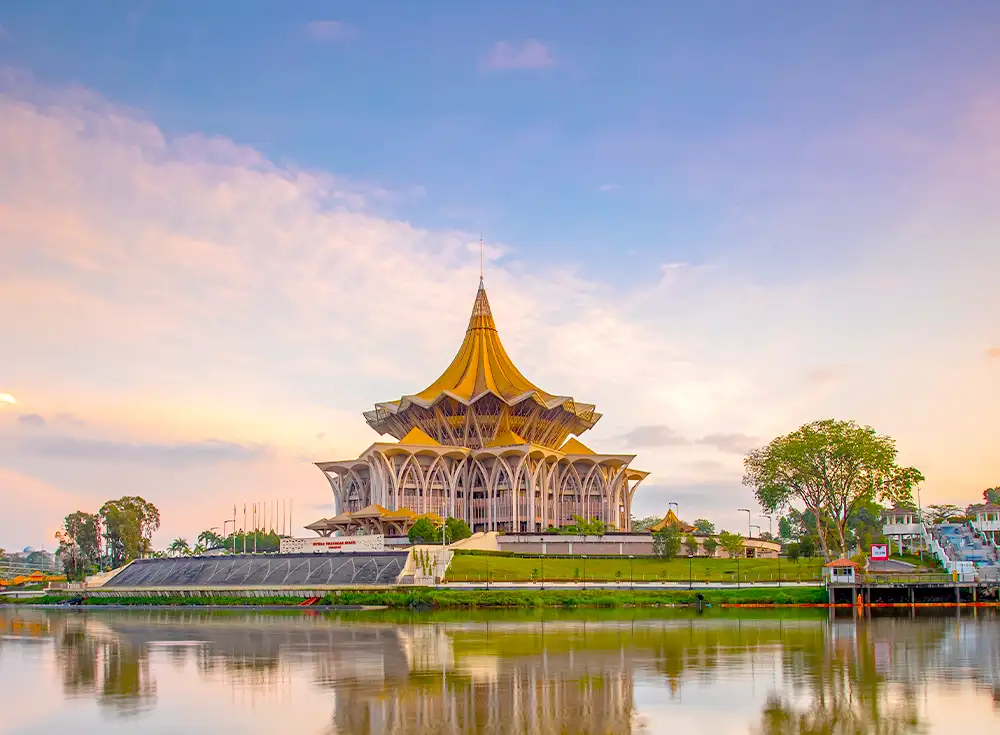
[0,608,998,733]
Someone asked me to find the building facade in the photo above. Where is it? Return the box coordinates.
[311,280,647,534]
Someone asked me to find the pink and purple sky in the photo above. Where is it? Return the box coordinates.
[1,3,998,550]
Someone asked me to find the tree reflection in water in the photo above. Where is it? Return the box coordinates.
[0,608,997,733]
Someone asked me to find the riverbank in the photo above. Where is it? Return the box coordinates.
[4,586,830,608]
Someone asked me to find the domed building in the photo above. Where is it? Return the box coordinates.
[308,279,648,535]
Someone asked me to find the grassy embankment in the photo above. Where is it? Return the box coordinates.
[446,553,826,583]
[6,586,829,608]
[445,551,941,583]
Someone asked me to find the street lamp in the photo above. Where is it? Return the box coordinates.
[629,555,634,590]
[738,509,752,538]
[222,520,235,554]
[688,554,693,590]
[760,513,773,537]
[582,555,587,590]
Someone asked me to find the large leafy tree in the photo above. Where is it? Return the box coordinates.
[408,518,439,544]
[652,525,681,559]
[444,517,472,543]
[984,487,1000,505]
[56,511,101,579]
[743,419,923,559]
[631,516,660,533]
[693,519,716,536]
[718,531,745,558]
[100,496,161,568]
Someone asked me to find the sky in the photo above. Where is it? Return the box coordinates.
[1,1,999,551]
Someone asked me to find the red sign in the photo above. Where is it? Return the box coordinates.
[870,544,889,561]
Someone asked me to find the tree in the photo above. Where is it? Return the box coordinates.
[653,525,681,559]
[777,516,793,540]
[703,537,719,557]
[631,516,660,533]
[798,535,817,558]
[718,531,744,559]
[408,518,439,544]
[984,487,1000,505]
[168,538,191,557]
[684,535,700,557]
[785,542,801,563]
[693,519,716,536]
[744,419,923,560]
[56,511,101,579]
[197,530,224,549]
[100,496,161,568]
[444,517,472,544]
[927,504,963,524]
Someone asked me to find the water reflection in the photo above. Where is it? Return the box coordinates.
[1,608,998,733]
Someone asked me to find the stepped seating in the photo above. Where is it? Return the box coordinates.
[933,524,999,567]
[103,552,409,588]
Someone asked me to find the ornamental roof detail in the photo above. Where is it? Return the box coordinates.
[363,281,602,447]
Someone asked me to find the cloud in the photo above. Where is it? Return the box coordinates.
[620,425,689,447]
[987,346,1000,359]
[803,366,848,386]
[481,40,555,71]
[597,184,619,192]
[17,413,46,428]
[14,435,267,464]
[304,20,358,42]
[695,433,759,455]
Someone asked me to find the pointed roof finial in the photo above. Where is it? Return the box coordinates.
[479,233,484,287]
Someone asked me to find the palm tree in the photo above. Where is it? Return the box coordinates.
[197,530,224,550]
[168,538,191,557]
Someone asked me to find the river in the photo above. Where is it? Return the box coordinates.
[1,607,998,733]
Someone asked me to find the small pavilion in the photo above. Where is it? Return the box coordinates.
[305,504,442,538]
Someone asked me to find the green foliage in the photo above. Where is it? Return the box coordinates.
[798,535,817,558]
[445,517,472,543]
[631,516,660,533]
[222,530,280,553]
[786,543,801,563]
[703,537,719,557]
[926,504,964,524]
[559,516,606,536]
[718,531,744,559]
[55,510,101,579]
[652,525,681,559]
[743,419,923,559]
[684,534,700,557]
[100,496,161,568]
[408,518,439,544]
[693,518,716,535]
[777,516,793,540]
[197,529,225,549]
[168,538,191,556]
[984,487,1000,505]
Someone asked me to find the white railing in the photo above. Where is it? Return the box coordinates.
[920,522,979,581]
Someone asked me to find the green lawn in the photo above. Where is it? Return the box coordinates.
[446,553,826,583]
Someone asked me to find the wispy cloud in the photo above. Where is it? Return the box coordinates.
[597,183,619,192]
[304,20,358,42]
[481,39,555,71]
[13,435,267,464]
[17,413,46,428]
[695,433,759,455]
[620,425,689,447]
[987,346,1000,359]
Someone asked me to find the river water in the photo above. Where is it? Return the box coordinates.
[1,607,998,733]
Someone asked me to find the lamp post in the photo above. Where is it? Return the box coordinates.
[688,554,693,590]
[582,555,587,590]
[540,554,545,590]
[738,508,752,538]
[629,555,634,590]
[761,513,773,537]
[486,554,490,590]
[222,520,235,555]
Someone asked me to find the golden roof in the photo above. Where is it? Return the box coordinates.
[376,282,597,415]
[649,509,696,533]
[399,426,440,446]
[559,437,594,455]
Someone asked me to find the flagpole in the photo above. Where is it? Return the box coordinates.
[243,504,247,554]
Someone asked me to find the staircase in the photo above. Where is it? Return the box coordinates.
[928,523,1000,581]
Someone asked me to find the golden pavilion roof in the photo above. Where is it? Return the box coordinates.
[364,281,602,444]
